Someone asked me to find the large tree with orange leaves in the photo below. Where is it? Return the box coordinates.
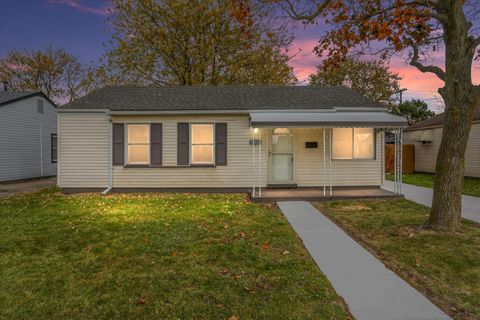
[239,0,480,231]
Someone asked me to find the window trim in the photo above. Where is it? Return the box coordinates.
[331,128,376,160]
[51,134,57,163]
[125,123,150,165]
[190,123,215,165]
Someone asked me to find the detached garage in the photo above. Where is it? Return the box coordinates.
[403,107,480,178]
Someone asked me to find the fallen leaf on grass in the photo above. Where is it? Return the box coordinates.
[239,232,246,238]
[137,297,146,305]
[262,241,270,250]
[229,316,238,320]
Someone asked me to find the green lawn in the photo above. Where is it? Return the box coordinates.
[0,189,349,320]
[316,199,480,320]
[386,172,480,197]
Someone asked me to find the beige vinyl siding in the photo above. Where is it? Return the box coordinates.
[465,122,480,177]
[58,112,384,189]
[293,128,326,186]
[111,115,268,188]
[271,128,382,187]
[58,112,110,188]
[404,122,480,178]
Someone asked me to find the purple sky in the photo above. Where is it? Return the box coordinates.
[1,0,478,111]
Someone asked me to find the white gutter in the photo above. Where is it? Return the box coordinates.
[102,117,113,195]
[56,109,109,113]
[56,107,384,115]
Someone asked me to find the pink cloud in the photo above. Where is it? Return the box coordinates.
[287,35,480,110]
[289,38,320,83]
[47,0,112,16]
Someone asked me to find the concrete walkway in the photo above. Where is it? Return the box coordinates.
[0,177,56,196]
[278,201,451,320]
[382,180,480,224]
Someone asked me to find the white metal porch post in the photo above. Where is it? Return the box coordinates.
[252,127,256,197]
[393,128,403,194]
[394,129,397,194]
[399,128,403,194]
[323,128,326,196]
[258,128,262,197]
[328,128,332,196]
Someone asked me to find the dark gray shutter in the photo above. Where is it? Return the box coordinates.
[215,123,227,165]
[113,123,124,166]
[177,123,189,165]
[150,123,162,166]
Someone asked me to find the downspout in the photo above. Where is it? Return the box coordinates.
[40,122,44,177]
[102,117,113,194]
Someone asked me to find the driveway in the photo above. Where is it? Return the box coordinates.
[0,177,57,196]
[382,180,480,224]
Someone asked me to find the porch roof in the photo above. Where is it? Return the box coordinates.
[249,111,408,128]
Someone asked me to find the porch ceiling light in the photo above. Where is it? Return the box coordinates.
[273,128,290,134]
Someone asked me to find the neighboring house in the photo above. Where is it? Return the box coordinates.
[404,108,480,177]
[57,85,407,195]
[0,91,57,182]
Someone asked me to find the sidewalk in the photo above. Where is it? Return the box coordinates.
[382,180,480,224]
[278,201,451,320]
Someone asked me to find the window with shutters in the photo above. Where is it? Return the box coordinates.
[191,124,214,164]
[126,124,150,164]
[332,128,375,160]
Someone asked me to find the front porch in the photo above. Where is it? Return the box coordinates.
[248,111,408,201]
[250,186,401,202]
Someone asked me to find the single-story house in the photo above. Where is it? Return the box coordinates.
[0,90,57,182]
[404,107,480,178]
[57,85,407,198]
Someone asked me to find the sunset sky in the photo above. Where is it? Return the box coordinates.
[1,0,479,111]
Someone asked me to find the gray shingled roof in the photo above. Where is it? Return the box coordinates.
[60,85,385,111]
[404,107,480,131]
[0,91,57,107]
[0,91,36,106]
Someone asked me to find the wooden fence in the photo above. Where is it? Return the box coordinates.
[385,144,415,174]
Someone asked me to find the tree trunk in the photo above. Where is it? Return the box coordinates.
[428,0,480,231]
[429,100,475,231]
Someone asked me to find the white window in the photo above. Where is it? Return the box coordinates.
[127,124,149,164]
[191,124,214,164]
[354,128,374,159]
[332,128,374,160]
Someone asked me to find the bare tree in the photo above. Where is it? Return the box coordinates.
[0,46,96,103]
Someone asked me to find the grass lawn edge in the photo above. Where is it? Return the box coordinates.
[313,200,479,320]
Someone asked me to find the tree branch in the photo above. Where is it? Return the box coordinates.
[410,44,446,81]
[280,0,331,22]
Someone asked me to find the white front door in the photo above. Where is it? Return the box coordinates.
[270,129,294,182]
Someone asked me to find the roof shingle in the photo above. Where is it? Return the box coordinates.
[59,85,385,111]
[405,107,480,131]
[0,91,36,105]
